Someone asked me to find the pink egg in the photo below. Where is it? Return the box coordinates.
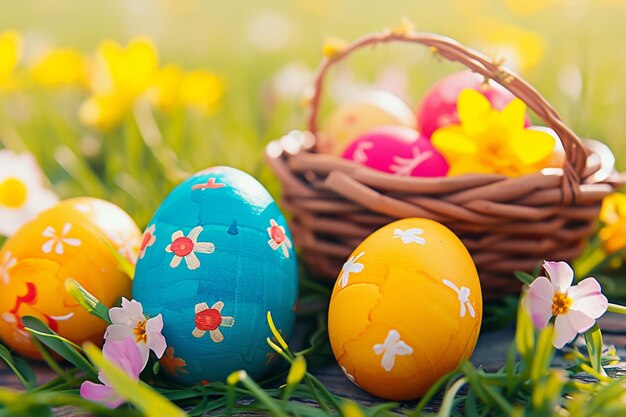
[341,126,448,177]
[417,71,530,138]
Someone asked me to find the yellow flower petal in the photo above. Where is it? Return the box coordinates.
[179,70,224,115]
[447,157,496,176]
[266,311,288,351]
[509,129,555,165]
[286,355,307,385]
[457,88,493,134]
[500,98,527,130]
[31,48,88,88]
[0,30,22,91]
[431,125,478,157]
[79,94,129,131]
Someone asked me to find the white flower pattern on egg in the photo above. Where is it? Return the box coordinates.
[373,329,413,371]
[165,226,215,270]
[442,279,475,318]
[42,223,82,255]
[389,146,433,176]
[0,251,16,285]
[339,251,365,288]
[393,228,426,245]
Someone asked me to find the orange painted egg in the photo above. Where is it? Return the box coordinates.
[328,218,483,400]
[0,198,140,358]
[318,90,416,154]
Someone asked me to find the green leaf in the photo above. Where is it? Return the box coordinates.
[514,271,535,285]
[515,299,535,360]
[583,323,605,376]
[0,344,36,390]
[83,343,187,417]
[21,316,98,381]
[530,325,555,383]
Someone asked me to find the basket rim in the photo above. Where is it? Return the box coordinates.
[303,28,592,202]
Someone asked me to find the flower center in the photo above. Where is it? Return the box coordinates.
[0,178,28,208]
[270,225,285,244]
[134,320,147,344]
[171,237,194,256]
[195,308,222,331]
[552,292,573,316]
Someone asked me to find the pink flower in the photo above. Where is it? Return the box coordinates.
[105,298,166,364]
[80,337,144,408]
[527,261,608,348]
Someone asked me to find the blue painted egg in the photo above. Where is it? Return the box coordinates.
[133,167,298,385]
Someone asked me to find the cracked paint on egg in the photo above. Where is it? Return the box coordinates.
[0,198,140,358]
[133,166,298,385]
[328,218,482,400]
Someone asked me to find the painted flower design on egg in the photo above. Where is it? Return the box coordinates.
[0,251,16,285]
[442,279,475,318]
[389,146,434,176]
[139,224,156,259]
[339,251,365,288]
[373,329,413,372]
[267,219,292,258]
[41,223,81,255]
[192,301,235,343]
[166,226,215,270]
[393,228,426,245]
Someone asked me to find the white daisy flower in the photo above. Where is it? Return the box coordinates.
[0,150,58,236]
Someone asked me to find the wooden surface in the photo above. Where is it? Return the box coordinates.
[1,312,625,415]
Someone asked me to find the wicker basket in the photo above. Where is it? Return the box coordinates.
[265,29,624,300]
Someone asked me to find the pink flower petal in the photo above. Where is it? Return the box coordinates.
[80,381,124,409]
[527,276,554,329]
[145,314,167,358]
[553,314,579,348]
[569,278,608,319]
[543,261,573,294]
[103,338,146,378]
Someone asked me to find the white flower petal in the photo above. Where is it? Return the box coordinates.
[185,252,200,270]
[62,223,72,235]
[55,241,64,255]
[62,238,81,247]
[104,324,135,341]
[553,314,579,349]
[380,352,395,371]
[393,340,414,356]
[543,261,573,294]
[386,329,401,344]
[170,255,182,268]
[42,226,56,238]
[41,239,55,254]
[194,242,215,254]
[569,278,608,319]
[528,276,555,329]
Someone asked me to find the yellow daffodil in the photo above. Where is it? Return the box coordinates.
[149,64,184,112]
[599,193,626,254]
[91,37,159,99]
[81,37,158,130]
[179,70,224,115]
[31,48,88,88]
[0,30,22,92]
[0,150,58,236]
[431,89,557,177]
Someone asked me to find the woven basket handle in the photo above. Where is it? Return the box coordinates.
[307,29,588,194]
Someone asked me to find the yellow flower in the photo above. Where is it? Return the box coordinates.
[90,37,159,100]
[30,48,88,88]
[599,193,626,254]
[179,70,224,115]
[472,19,545,73]
[149,64,184,112]
[79,93,129,131]
[432,89,557,177]
[81,37,159,130]
[286,355,306,385]
[0,30,22,92]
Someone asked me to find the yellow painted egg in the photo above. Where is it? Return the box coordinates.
[318,90,416,154]
[328,218,483,400]
[0,198,140,358]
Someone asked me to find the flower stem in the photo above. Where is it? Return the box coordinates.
[607,303,626,315]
